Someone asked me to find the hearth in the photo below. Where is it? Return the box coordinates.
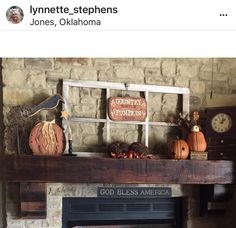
[62,197,182,228]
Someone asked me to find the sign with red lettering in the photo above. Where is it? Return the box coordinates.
[108,97,147,121]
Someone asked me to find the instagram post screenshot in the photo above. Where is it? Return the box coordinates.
[1,0,236,228]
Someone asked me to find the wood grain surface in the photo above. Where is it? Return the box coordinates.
[0,155,234,184]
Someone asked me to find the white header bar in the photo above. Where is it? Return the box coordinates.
[0,0,235,31]
[1,0,236,57]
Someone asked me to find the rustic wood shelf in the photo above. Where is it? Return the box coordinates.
[0,155,235,184]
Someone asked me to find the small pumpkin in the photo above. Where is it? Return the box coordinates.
[171,139,189,160]
[187,125,207,152]
[29,121,65,156]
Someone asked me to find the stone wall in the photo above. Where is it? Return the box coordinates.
[0,59,5,228]
[2,58,236,228]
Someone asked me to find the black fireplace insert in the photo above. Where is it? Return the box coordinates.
[62,197,182,228]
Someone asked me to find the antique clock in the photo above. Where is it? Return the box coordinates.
[205,106,236,160]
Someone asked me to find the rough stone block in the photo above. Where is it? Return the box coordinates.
[76,123,96,134]
[110,134,125,142]
[205,81,229,94]
[161,59,176,78]
[83,135,103,145]
[134,58,161,67]
[204,94,236,107]
[46,70,70,80]
[190,80,205,94]
[162,94,179,107]
[148,93,162,112]
[198,71,212,80]
[70,67,98,80]
[2,58,24,69]
[149,112,159,122]
[3,69,28,87]
[5,220,24,228]
[73,105,96,118]
[26,72,46,88]
[111,58,133,66]
[199,58,214,72]
[200,71,228,81]
[78,88,90,98]
[174,77,189,87]
[124,130,139,143]
[91,89,103,99]
[217,58,236,74]
[177,61,200,78]
[24,58,53,70]
[114,66,144,80]
[98,69,115,81]
[93,58,111,68]
[3,87,34,106]
[145,76,173,86]
[144,68,161,77]
[230,77,236,85]
[190,96,202,106]
[56,58,90,65]
[69,87,80,105]
[162,94,179,117]
[48,184,76,197]
[80,97,96,106]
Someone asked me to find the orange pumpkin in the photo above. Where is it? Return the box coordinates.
[187,125,207,152]
[171,139,189,160]
[29,121,65,156]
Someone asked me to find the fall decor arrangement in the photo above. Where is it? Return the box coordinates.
[108,141,152,159]
[29,120,65,156]
[177,111,207,159]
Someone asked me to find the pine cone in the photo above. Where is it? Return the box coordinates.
[128,142,149,155]
[107,141,129,158]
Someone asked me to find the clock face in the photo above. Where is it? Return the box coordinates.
[211,113,232,133]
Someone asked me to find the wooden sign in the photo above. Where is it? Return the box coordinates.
[108,97,147,121]
[190,151,208,160]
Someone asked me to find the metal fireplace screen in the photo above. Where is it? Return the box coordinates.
[62,197,182,228]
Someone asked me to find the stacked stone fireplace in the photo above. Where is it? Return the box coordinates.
[50,183,188,228]
[6,183,192,228]
[5,183,192,227]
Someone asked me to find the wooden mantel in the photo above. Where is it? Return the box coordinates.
[0,155,235,184]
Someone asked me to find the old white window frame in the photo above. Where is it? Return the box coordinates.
[62,79,190,153]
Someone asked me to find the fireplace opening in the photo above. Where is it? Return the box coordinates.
[62,197,182,228]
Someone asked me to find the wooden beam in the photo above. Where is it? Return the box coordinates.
[1,155,234,184]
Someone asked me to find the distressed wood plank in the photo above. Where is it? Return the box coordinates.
[1,155,234,184]
[20,182,46,218]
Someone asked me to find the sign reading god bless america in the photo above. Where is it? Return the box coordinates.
[108,97,147,121]
[97,187,172,198]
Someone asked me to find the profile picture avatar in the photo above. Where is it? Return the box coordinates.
[6,6,24,24]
